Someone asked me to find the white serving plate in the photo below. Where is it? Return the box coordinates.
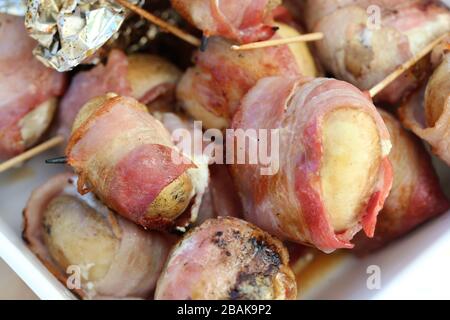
[1,147,449,300]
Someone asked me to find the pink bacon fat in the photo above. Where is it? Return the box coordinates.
[0,14,66,160]
[231,76,393,252]
[66,95,197,230]
[23,173,171,299]
[155,217,297,300]
[300,0,450,104]
[355,110,449,254]
[171,0,281,43]
[58,50,181,139]
[58,50,131,139]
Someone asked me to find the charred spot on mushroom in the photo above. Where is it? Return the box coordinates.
[43,222,51,236]
[249,237,282,271]
[228,237,283,300]
[232,230,241,239]
[229,272,274,300]
[212,231,227,249]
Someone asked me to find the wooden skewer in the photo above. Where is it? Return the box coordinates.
[0,136,64,173]
[115,0,201,47]
[231,32,324,51]
[369,33,448,98]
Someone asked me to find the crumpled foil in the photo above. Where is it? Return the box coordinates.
[0,0,27,16]
[25,0,140,71]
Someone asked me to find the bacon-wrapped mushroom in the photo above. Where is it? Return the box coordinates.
[0,14,66,160]
[176,22,318,129]
[23,173,171,299]
[155,217,297,300]
[292,0,423,30]
[171,0,281,43]
[66,94,208,230]
[58,49,181,138]
[298,0,450,104]
[355,110,449,253]
[231,76,393,252]
[399,41,450,165]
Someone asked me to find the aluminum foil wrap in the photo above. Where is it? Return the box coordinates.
[25,0,139,71]
[0,0,27,15]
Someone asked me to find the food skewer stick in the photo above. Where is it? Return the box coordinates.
[0,135,64,173]
[115,0,201,47]
[231,32,324,51]
[368,33,449,98]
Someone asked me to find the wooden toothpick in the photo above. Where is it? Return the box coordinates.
[369,33,448,98]
[0,136,64,173]
[231,32,324,51]
[115,0,201,47]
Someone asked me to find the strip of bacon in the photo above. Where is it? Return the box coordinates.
[231,76,393,252]
[57,50,131,139]
[399,51,450,165]
[0,14,66,160]
[171,0,281,43]
[355,110,449,254]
